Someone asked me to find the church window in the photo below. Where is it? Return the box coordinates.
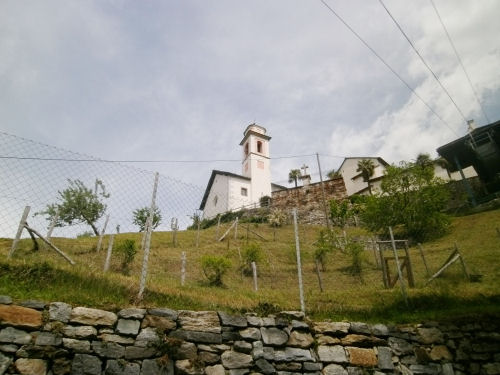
[244,142,249,157]
[257,141,263,153]
[241,187,248,196]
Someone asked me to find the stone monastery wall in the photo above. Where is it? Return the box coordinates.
[0,296,499,375]
[271,178,347,224]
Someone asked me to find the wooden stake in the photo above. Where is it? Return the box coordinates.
[218,219,237,242]
[181,251,186,286]
[293,209,305,313]
[96,214,110,252]
[23,224,75,265]
[103,234,115,272]
[389,226,408,307]
[252,261,258,292]
[234,217,238,240]
[9,206,31,258]
[215,216,221,240]
[417,243,431,276]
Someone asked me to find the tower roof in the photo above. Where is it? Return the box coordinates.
[239,123,271,145]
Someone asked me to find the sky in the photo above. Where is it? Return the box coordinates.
[1,0,500,189]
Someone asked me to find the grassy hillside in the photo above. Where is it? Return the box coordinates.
[1,208,499,323]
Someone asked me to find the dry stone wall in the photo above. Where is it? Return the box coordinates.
[271,178,347,225]
[0,295,499,375]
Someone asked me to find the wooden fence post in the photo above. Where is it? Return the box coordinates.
[96,214,110,253]
[389,227,408,307]
[181,251,186,286]
[9,206,31,258]
[252,261,258,292]
[292,209,305,313]
[103,234,115,272]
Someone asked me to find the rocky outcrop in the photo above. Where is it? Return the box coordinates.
[0,295,499,374]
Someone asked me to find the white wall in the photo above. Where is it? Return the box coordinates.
[202,175,229,219]
[228,179,253,211]
[339,158,386,196]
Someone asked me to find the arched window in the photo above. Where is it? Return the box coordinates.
[257,141,263,153]
[244,143,249,157]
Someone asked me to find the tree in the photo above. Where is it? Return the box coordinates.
[329,199,352,228]
[361,161,450,242]
[39,179,109,236]
[435,157,451,179]
[356,159,375,195]
[327,169,341,179]
[201,255,231,286]
[132,206,162,232]
[288,169,301,187]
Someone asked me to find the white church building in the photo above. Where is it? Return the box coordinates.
[199,124,284,219]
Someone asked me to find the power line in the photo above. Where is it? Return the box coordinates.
[378,0,467,123]
[429,0,490,124]
[319,0,459,137]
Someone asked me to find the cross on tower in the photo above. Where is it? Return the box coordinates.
[301,164,309,176]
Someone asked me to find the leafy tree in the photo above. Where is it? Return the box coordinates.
[39,179,109,235]
[314,229,335,271]
[356,159,376,195]
[201,255,231,286]
[361,161,450,241]
[132,206,162,232]
[268,208,287,227]
[288,169,301,188]
[329,199,353,228]
[327,169,341,179]
[240,243,262,276]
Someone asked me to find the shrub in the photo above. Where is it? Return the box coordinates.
[314,229,335,271]
[115,239,137,275]
[345,240,365,277]
[240,243,262,276]
[268,209,287,227]
[201,255,231,286]
[329,199,352,228]
[260,195,271,207]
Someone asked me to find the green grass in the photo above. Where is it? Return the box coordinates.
[1,208,499,323]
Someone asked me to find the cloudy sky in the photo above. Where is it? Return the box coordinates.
[1,0,499,188]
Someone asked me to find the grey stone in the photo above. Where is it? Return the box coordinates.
[291,320,309,330]
[346,368,363,375]
[0,352,13,375]
[125,345,158,359]
[178,311,221,333]
[0,327,32,344]
[246,315,263,327]
[175,359,204,375]
[219,312,248,327]
[303,362,322,371]
[349,322,370,335]
[222,330,241,342]
[483,363,500,375]
[371,324,389,336]
[274,347,313,362]
[213,344,231,352]
[263,347,275,361]
[317,346,347,363]
[261,328,288,346]
[409,364,441,374]
[205,364,225,375]
[20,300,46,310]
[322,364,348,375]
[62,338,91,353]
[70,307,117,327]
[35,332,62,346]
[313,322,350,335]
[49,302,72,323]
[377,346,394,370]
[262,317,275,327]
[64,326,97,339]
[234,340,253,353]
[91,341,125,358]
[14,358,47,375]
[416,327,443,344]
[141,359,174,375]
[255,359,275,374]
[105,360,140,375]
[0,296,12,305]
[240,327,261,341]
[135,328,160,347]
[221,350,253,369]
[252,341,264,359]
[71,354,102,375]
[118,308,147,319]
[0,344,18,353]
[388,337,413,355]
[175,342,197,360]
[170,329,222,344]
[199,351,220,364]
[279,311,305,320]
[229,370,250,375]
[275,362,301,371]
[287,331,314,348]
[148,308,178,320]
[441,363,454,375]
[117,319,141,336]
[99,334,135,345]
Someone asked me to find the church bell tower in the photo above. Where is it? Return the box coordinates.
[240,124,272,203]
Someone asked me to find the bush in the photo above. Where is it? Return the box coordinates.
[314,229,335,271]
[268,209,287,227]
[240,243,262,276]
[260,195,271,207]
[329,199,352,228]
[345,240,365,277]
[201,255,231,286]
[115,239,137,275]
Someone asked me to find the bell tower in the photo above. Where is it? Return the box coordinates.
[240,124,272,203]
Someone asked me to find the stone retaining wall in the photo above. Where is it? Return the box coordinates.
[0,296,499,375]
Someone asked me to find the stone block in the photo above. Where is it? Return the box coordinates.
[219,312,247,327]
[91,341,125,358]
[240,327,261,341]
[49,302,72,323]
[175,359,204,375]
[116,319,141,336]
[221,350,253,369]
[341,334,385,347]
[105,359,140,375]
[416,327,443,344]
[35,332,62,346]
[409,364,442,374]
[71,354,102,375]
[291,320,309,330]
[317,345,347,363]
[275,362,301,371]
[20,300,46,310]
[148,308,178,321]
[261,327,288,346]
[135,328,160,347]
[234,340,253,353]
[142,315,177,332]
[316,335,341,345]
[178,311,221,333]
[255,358,275,374]
[322,364,348,375]
[64,325,97,338]
[99,334,135,345]
[70,307,117,326]
[175,342,197,360]
[141,358,174,375]
[0,305,43,328]
[15,358,47,375]
[199,351,220,364]
[0,327,32,344]
[118,308,147,319]
[170,329,222,344]
[346,347,377,367]
[246,315,263,327]
[62,338,91,353]
[0,296,12,304]
[376,346,394,370]
[370,324,389,337]
[274,347,313,362]
[430,345,452,361]
[349,322,370,335]
[287,331,314,348]
[0,344,18,353]
[388,337,413,355]
[124,345,158,359]
[205,364,225,375]
[0,353,13,375]
[303,362,322,371]
[313,322,349,336]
